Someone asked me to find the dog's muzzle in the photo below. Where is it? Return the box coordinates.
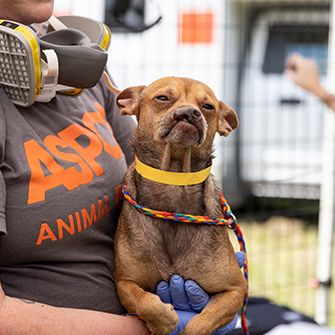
[157,106,207,146]
[174,107,202,123]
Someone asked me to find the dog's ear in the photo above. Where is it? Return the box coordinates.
[217,101,239,137]
[116,86,145,116]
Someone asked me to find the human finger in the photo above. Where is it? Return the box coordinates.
[235,252,246,268]
[184,280,209,312]
[156,280,172,304]
[170,274,190,310]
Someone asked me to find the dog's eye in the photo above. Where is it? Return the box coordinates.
[155,95,169,101]
[202,103,215,111]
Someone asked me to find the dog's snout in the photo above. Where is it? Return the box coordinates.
[174,108,201,123]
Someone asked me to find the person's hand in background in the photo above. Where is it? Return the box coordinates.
[285,53,326,98]
[156,252,246,335]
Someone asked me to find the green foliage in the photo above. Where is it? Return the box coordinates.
[230,218,335,327]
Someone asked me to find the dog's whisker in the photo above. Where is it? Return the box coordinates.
[182,148,192,172]
[160,142,171,170]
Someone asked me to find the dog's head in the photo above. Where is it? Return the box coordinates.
[116,77,238,150]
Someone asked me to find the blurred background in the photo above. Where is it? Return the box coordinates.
[53,0,334,330]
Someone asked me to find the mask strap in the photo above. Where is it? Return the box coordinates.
[48,15,122,96]
[36,49,59,102]
[48,15,67,30]
[102,71,121,95]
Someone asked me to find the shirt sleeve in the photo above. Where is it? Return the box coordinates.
[0,172,6,236]
[0,92,6,235]
[99,78,137,166]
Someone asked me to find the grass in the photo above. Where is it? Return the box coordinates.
[229,216,335,327]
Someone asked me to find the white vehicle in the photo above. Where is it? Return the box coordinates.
[239,8,330,199]
[52,1,331,201]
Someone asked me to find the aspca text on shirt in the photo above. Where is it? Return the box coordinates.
[22,102,123,246]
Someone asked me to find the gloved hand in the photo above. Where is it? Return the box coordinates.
[156,252,246,335]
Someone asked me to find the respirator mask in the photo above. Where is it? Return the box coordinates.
[0,15,120,107]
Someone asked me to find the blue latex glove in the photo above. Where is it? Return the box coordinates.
[156,252,246,335]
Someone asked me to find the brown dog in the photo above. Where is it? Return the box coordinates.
[115,77,247,335]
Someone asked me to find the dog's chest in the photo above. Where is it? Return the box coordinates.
[126,194,228,281]
[122,173,231,283]
[160,222,223,270]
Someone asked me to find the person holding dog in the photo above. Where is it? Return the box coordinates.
[286,53,335,110]
[0,1,244,334]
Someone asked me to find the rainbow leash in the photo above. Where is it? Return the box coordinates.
[122,184,249,335]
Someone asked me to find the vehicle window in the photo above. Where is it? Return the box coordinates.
[262,24,328,74]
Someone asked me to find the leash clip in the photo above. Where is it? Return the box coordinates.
[227,213,237,230]
[228,221,237,230]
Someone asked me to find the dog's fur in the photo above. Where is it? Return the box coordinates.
[115,77,247,335]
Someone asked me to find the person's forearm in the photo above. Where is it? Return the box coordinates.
[0,296,150,335]
[312,85,335,112]
[309,82,328,100]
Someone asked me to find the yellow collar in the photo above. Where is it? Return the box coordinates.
[134,156,211,186]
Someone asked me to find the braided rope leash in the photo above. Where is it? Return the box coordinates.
[122,184,249,335]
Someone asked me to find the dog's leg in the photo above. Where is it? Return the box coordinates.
[117,280,179,335]
[181,288,245,335]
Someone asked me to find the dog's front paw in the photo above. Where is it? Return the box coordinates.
[137,295,178,335]
[146,305,178,335]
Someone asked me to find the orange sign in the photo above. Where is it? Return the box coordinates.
[179,12,213,44]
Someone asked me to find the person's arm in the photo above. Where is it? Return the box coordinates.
[100,78,137,166]
[0,282,150,335]
[0,104,148,335]
[285,53,335,111]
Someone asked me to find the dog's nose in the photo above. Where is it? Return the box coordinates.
[175,108,202,123]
